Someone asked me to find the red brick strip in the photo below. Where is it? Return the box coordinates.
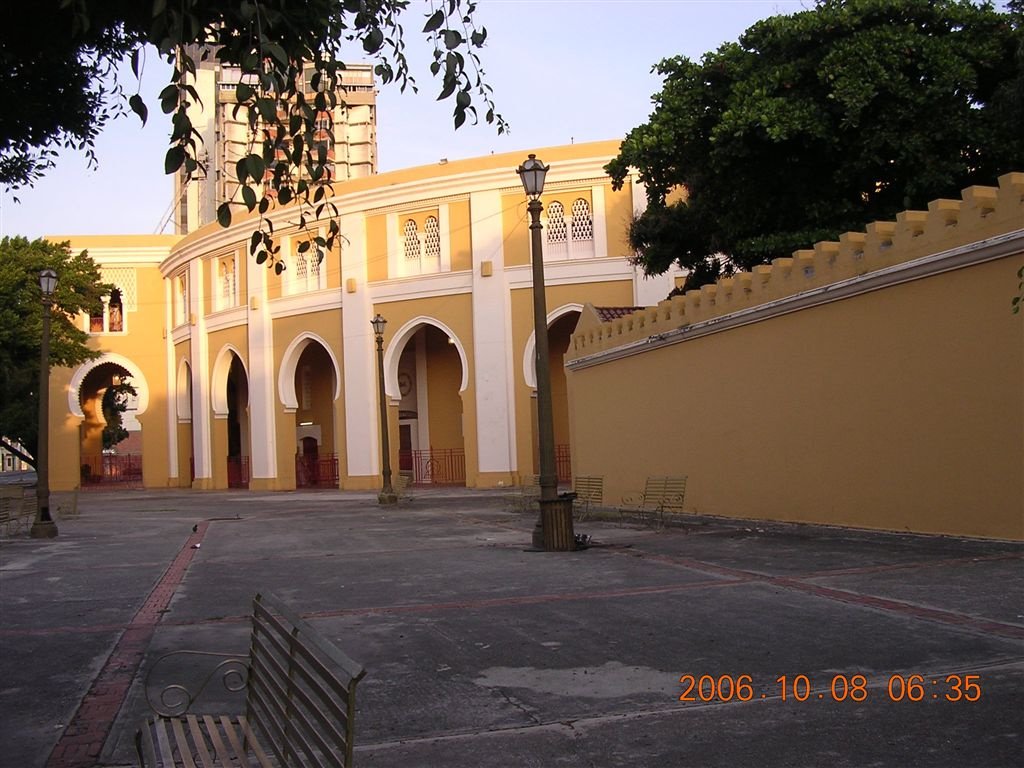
[45,522,209,768]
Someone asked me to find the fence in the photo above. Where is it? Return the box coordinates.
[555,444,572,484]
[227,455,250,489]
[399,448,466,485]
[81,454,143,489]
[295,453,340,489]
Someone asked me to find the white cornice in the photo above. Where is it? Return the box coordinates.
[269,288,344,319]
[567,228,1024,371]
[506,257,634,290]
[205,305,247,333]
[371,270,474,303]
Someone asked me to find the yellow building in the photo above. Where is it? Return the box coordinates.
[48,141,679,492]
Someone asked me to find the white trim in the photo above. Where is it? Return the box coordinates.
[165,278,179,479]
[523,304,585,388]
[506,257,633,290]
[268,289,344,319]
[176,358,193,423]
[205,305,248,333]
[568,228,1024,371]
[67,353,151,418]
[278,332,342,410]
[371,270,473,303]
[210,344,247,418]
[171,324,191,344]
[414,332,430,451]
[384,316,470,398]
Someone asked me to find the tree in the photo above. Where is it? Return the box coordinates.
[1,1,505,268]
[101,378,137,449]
[606,0,1024,293]
[0,237,109,467]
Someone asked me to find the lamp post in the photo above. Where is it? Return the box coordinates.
[371,313,398,505]
[31,268,59,539]
[517,154,575,551]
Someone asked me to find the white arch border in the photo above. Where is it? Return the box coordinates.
[67,352,150,418]
[278,332,342,412]
[522,303,584,388]
[210,344,247,417]
[176,358,192,423]
[383,316,469,399]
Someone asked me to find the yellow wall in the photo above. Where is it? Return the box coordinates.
[449,199,473,273]
[603,181,634,258]
[567,175,1024,540]
[366,213,388,282]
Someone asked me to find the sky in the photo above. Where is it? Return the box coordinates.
[0,0,810,240]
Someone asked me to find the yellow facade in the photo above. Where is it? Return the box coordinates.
[567,174,1024,540]
[47,142,668,493]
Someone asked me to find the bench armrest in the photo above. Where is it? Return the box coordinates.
[143,650,250,717]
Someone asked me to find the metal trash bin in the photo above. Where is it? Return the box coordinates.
[539,492,576,551]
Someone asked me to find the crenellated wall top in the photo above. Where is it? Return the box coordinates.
[569,172,1024,361]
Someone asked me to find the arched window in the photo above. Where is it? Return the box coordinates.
[403,219,420,261]
[108,288,124,332]
[423,216,440,260]
[571,198,593,241]
[547,201,567,244]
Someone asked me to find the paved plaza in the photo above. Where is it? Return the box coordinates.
[1,488,1022,767]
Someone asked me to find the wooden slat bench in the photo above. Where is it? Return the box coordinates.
[619,476,688,527]
[572,476,604,521]
[136,592,365,768]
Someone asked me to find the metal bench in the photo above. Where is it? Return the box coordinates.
[136,592,365,768]
[572,476,604,521]
[0,485,35,536]
[619,476,688,527]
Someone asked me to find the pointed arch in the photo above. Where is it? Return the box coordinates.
[278,332,342,411]
[383,316,469,399]
[210,345,247,417]
[522,303,584,388]
[176,358,192,423]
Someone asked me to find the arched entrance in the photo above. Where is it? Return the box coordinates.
[176,359,194,487]
[290,340,340,488]
[76,362,143,488]
[524,306,582,484]
[212,347,250,489]
[386,319,468,486]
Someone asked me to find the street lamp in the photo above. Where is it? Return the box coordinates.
[31,268,59,539]
[371,313,397,505]
[517,154,575,551]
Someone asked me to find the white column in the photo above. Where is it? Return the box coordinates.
[189,261,212,481]
[340,212,380,478]
[591,184,608,258]
[246,262,278,479]
[469,190,516,474]
[164,277,179,481]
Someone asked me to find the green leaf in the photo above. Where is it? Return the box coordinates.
[129,94,148,126]
[236,158,248,185]
[279,187,293,205]
[236,82,254,102]
[245,154,265,182]
[242,184,257,211]
[363,28,384,54]
[444,30,463,50]
[164,146,185,174]
[217,203,232,228]
[423,9,445,32]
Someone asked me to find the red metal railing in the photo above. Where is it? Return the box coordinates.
[555,443,572,484]
[81,454,143,488]
[295,453,340,489]
[398,448,466,485]
[227,455,250,489]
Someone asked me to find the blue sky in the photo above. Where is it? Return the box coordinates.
[1,1,809,239]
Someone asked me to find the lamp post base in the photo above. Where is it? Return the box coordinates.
[377,491,398,506]
[30,520,58,539]
[538,496,575,551]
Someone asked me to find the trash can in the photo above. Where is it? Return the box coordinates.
[539,492,576,551]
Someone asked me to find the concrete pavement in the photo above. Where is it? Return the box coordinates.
[1,488,1021,767]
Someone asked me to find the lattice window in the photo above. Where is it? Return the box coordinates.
[310,249,322,281]
[547,201,567,244]
[403,220,420,260]
[108,289,124,332]
[571,198,593,241]
[219,258,236,306]
[295,251,308,282]
[423,216,440,260]
[100,267,137,311]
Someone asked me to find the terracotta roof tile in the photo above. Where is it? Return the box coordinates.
[593,306,645,322]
